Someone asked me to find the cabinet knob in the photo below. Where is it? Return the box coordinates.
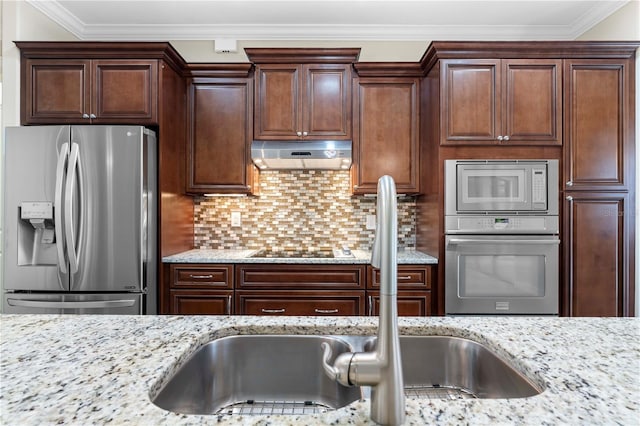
[566,181,573,187]
[497,135,504,141]
[503,135,510,141]
[82,113,90,119]
[566,195,573,201]
[296,131,302,137]
[89,113,96,119]
[302,131,308,137]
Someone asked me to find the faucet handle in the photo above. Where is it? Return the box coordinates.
[320,342,353,386]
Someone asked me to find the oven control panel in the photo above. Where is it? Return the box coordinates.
[445,215,559,234]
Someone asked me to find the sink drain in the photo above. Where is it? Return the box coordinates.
[216,400,333,415]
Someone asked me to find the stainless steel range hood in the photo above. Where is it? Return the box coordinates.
[251,140,352,170]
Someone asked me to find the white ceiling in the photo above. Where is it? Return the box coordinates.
[27,0,630,41]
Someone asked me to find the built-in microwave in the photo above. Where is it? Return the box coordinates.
[445,160,559,215]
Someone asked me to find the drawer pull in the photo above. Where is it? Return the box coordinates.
[190,274,213,279]
[398,276,412,280]
[261,308,285,314]
[314,308,339,314]
[226,295,232,316]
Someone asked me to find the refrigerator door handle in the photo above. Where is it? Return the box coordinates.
[65,143,80,274]
[6,298,137,309]
[55,143,69,276]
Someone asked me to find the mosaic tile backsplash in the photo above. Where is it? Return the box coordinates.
[194,170,416,251]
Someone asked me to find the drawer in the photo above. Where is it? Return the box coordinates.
[368,265,432,290]
[171,264,233,289]
[169,290,233,315]
[367,291,432,316]
[235,290,365,316]
[236,264,365,290]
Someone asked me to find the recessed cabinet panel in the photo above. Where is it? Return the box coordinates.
[92,60,157,122]
[505,60,561,143]
[442,60,500,142]
[304,65,351,137]
[255,65,300,138]
[236,290,365,316]
[170,290,233,315]
[353,78,419,194]
[564,193,629,317]
[564,60,628,190]
[187,78,253,194]
[369,292,431,316]
[25,59,89,122]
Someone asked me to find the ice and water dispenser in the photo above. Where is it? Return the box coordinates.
[18,202,57,266]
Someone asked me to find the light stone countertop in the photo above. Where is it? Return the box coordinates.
[1,315,638,425]
[162,249,438,264]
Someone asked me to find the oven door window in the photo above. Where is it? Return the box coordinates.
[459,254,545,297]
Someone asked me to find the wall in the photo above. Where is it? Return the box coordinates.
[194,170,416,252]
[576,0,640,316]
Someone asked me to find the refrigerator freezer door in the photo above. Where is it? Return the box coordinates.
[3,126,71,291]
[69,126,147,292]
[3,293,143,314]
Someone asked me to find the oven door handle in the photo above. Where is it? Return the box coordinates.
[447,238,560,245]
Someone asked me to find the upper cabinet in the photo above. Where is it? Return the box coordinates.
[440,59,562,146]
[22,58,158,125]
[246,48,359,141]
[17,42,187,126]
[352,64,421,194]
[563,59,632,191]
[185,65,255,194]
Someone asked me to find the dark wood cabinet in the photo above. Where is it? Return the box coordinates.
[185,66,255,194]
[246,48,359,141]
[352,73,420,194]
[167,264,234,315]
[253,63,352,140]
[236,290,365,316]
[563,59,632,191]
[563,193,631,317]
[367,265,434,316]
[22,58,158,124]
[440,59,561,146]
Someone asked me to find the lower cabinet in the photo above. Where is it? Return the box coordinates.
[167,264,234,315]
[367,292,431,316]
[367,265,434,316]
[236,290,365,316]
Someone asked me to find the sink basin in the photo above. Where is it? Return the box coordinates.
[151,335,362,415]
[364,335,543,399]
[152,334,542,416]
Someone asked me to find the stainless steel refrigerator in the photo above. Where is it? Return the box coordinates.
[2,126,156,314]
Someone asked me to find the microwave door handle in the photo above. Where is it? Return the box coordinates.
[447,238,560,245]
[64,143,80,274]
[55,143,69,277]
[6,299,137,309]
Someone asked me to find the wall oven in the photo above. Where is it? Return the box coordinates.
[444,160,560,315]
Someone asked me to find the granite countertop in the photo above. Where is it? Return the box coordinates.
[1,315,638,425]
[162,249,438,264]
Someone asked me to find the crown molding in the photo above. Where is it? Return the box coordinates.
[26,0,631,42]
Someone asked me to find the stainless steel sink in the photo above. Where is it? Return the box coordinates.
[364,335,543,399]
[151,335,362,415]
[151,334,542,416]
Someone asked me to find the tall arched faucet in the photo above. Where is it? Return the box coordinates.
[321,175,405,425]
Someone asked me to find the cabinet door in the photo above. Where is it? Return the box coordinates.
[169,290,233,315]
[236,264,365,290]
[254,64,300,139]
[353,77,420,194]
[368,265,432,290]
[302,64,351,139]
[564,192,631,316]
[92,60,158,124]
[441,60,501,144]
[236,290,365,315]
[368,292,432,316]
[503,59,562,145]
[187,78,253,193]
[172,265,233,289]
[564,60,631,191]
[22,59,90,124]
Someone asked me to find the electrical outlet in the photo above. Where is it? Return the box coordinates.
[231,211,241,227]
[366,214,376,230]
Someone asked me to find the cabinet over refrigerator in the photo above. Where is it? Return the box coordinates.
[2,126,156,314]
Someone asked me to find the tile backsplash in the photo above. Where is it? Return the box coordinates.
[194,170,416,251]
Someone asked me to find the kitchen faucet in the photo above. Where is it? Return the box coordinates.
[321,175,405,425]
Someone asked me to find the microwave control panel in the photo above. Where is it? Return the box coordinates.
[531,168,547,208]
[446,215,559,234]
